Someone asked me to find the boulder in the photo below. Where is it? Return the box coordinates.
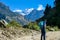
[0,19,8,28]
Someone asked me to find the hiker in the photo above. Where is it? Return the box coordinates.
[39,19,46,40]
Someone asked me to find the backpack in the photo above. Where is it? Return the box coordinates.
[39,21,44,29]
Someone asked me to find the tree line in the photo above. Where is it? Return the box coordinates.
[36,0,60,28]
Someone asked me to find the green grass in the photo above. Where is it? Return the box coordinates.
[46,26,59,31]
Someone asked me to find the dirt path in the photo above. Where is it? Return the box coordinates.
[0,28,60,40]
[46,31,60,40]
[15,31,60,40]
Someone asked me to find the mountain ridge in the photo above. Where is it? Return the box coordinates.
[24,9,44,22]
[0,2,28,25]
[0,2,44,25]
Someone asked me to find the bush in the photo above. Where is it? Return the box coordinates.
[46,26,59,31]
[23,22,40,31]
[32,24,40,31]
[53,26,59,31]
[6,20,22,28]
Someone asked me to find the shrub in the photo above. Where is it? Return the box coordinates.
[46,26,59,31]
[32,24,40,31]
[6,20,22,28]
[53,26,59,31]
[23,22,40,31]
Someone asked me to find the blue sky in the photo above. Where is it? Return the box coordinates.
[0,0,55,11]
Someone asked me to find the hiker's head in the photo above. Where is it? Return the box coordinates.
[40,18,47,22]
[36,16,47,24]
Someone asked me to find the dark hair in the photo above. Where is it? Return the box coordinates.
[36,18,46,24]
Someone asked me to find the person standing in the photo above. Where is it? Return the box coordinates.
[39,19,46,40]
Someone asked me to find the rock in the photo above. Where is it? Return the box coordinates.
[0,19,8,25]
[0,19,8,28]
[49,28,55,31]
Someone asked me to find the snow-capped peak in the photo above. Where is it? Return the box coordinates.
[13,5,45,16]
[13,8,34,16]
[37,5,45,11]
[13,9,26,16]
[25,8,34,15]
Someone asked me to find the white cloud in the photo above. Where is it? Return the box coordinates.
[13,8,34,15]
[13,5,45,16]
[13,9,26,16]
[37,5,45,10]
[13,9,22,12]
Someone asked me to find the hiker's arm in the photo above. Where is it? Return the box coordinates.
[44,21,46,29]
[45,24,46,29]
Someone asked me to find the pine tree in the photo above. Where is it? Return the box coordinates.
[54,0,60,28]
[44,4,51,19]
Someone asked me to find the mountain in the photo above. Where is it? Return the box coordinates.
[13,8,34,16]
[24,9,44,22]
[14,9,44,22]
[0,13,5,20]
[0,2,44,26]
[0,2,28,25]
[23,8,34,15]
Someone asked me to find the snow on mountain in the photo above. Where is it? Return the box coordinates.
[12,4,45,24]
[37,5,45,10]
[13,8,34,16]
[13,4,45,16]
[25,9,44,22]
[24,8,34,15]
[13,6,44,22]
[13,9,26,16]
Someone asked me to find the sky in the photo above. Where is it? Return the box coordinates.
[0,0,55,11]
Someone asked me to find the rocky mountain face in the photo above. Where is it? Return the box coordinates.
[24,9,44,22]
[0,2,28,25]
[0,2,44,25]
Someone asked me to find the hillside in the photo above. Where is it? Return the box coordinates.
[0,2,28,25]
[0,27,60,40]
[25,9,44,22]
[0,2,45,26]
